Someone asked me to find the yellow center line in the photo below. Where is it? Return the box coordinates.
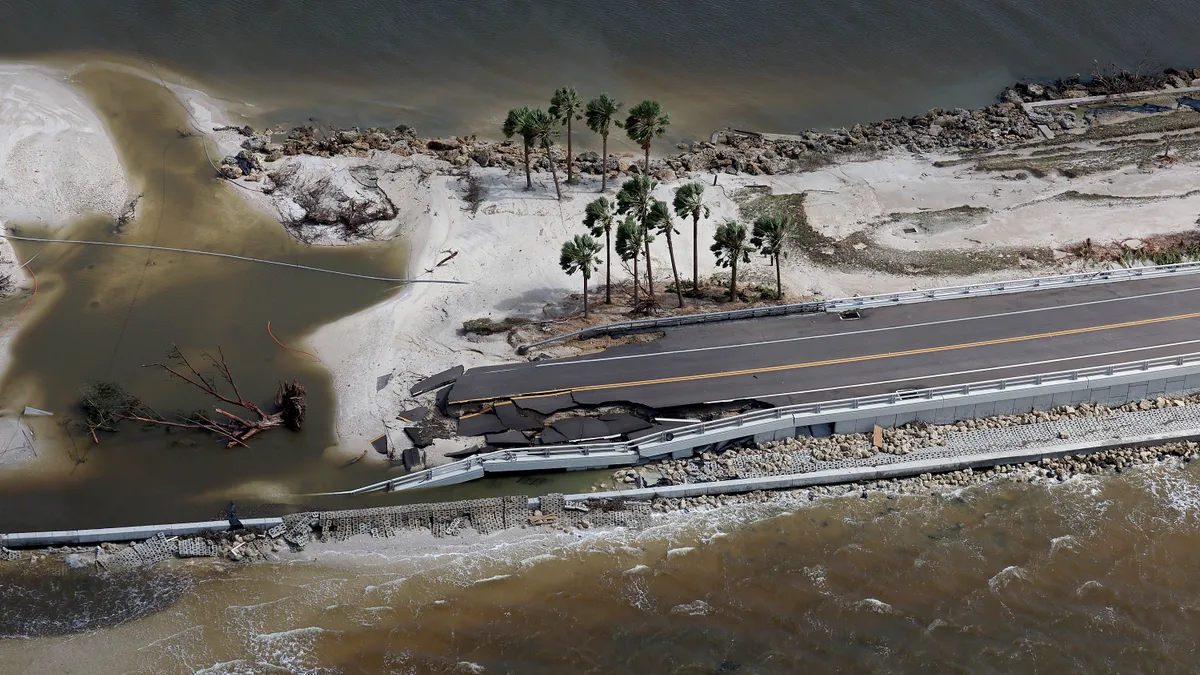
[450,311,1200,405]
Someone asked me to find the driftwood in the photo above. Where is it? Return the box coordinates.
[342,450,368,467]
[81,344,306,448]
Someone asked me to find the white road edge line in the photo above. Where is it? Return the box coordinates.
[535,284,1200,370]
[701,337,1200,404]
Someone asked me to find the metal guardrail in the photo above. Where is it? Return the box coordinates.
[823,262,1200,312]
[332,351,1200,495]
[316,441,636,496]
[637,352,1200,448]
[516,262,1200,353]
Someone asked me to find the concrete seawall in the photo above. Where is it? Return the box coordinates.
[6,428,1200,551]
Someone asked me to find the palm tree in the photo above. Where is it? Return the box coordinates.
[647,200,684,308]
[586,94,623,193]
[583,197,617,304]
[560,234,603,318]
[549,87,583,185]
[527,108,562,200]
[616,215,652,307]
[672,182,710,292]
[751,214,790,300]
[502,106,537,190]
[711,221,752,302]
[624,100,670,175]
[616,175,658,297]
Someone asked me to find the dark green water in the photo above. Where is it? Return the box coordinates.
[1,0,1199,139]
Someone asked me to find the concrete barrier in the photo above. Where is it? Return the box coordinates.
[568,429,1200,502]
[517,262,1200,353]
[1,517,282,549]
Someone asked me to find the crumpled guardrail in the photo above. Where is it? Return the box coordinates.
[314,441,635,496]
[517,262,1200,354]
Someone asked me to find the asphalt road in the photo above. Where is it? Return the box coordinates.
[448,274,1200,411]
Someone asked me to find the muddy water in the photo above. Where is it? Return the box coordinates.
[0,65,417,530]
[3,464,1200,672]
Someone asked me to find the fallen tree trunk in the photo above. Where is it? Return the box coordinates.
[80,345,306,448]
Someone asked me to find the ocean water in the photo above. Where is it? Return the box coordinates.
[3,464,1200,672]
[2,0,1200,140]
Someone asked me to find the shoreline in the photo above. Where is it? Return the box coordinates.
[7,57,1200,468]
[0,61,134,466]
[4,425,1198,565]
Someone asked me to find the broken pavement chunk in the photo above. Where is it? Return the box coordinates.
[410,365,464,396]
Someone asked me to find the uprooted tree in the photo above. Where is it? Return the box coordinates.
[80,345,306,447]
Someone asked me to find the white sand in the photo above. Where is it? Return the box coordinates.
[0,62,133,465]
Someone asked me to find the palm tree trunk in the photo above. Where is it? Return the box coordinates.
[729,258,738,302]
[644,144,651,175]
[645,241,655,296]
[566,118,574,184]
[775,254,782,300]
[692,213,700,292]
[523,142,532,190]
[600,134,608,193]
[666,232,683,308]
[605,228,612,304]
[632,255,640,307]
[583,275,589,318]
[546,143,562,200]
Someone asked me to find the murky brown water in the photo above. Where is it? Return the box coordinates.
[3,464,1200,672]
[0,63,608,532]
[0,64,414,530]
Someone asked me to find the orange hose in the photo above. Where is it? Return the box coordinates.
[0,261,38,339]
[267,321,322,363]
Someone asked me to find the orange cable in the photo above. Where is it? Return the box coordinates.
[0,261,38,339]
[267,321,323,363]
